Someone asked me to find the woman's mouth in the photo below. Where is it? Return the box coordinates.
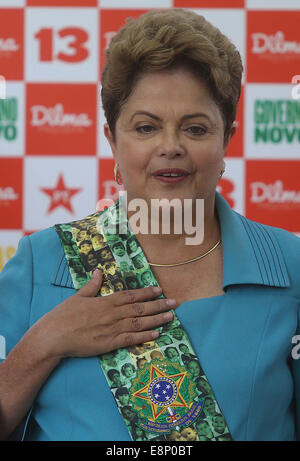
[152,168,190,184]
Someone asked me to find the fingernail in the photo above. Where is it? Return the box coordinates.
[153,287,162,294]
[166,299,176,307]
[92,269,100,278]
[164,312,173,321]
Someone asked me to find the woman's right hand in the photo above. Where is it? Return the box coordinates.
[33,269,176,361]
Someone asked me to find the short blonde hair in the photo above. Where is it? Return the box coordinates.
[101,8,243,141]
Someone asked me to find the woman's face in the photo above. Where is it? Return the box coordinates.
[166,348,179,361]
[105,68,235,207]
[180,344,189,354]
[118,393,129,406]
[198,379,211,394]
[204,398,216,415]
[197,421,213,438]
[180,427,197,441]
[115,281,124,290]
[128,279,138,289]
[129,240,138,253]
[87,253,97,267]
[124,365,134,378]
[107,266,116,275]
[187,360,201,378]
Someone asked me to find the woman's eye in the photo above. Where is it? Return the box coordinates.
[186,126,207,135]
[136,125,155,134]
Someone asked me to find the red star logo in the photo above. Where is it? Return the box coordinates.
[40,173,82,214]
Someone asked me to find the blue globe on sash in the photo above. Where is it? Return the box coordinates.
[148,377,178,407]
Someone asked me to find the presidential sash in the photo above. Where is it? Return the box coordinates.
[54,199,232,442]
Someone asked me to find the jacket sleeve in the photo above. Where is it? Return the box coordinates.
[292,308,300,441]
[0,236,33,364]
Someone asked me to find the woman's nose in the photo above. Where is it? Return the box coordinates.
[157,128,185,158]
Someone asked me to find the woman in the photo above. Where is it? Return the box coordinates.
[0,9,300,441]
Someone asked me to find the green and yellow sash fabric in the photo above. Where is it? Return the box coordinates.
[54,199,232,442]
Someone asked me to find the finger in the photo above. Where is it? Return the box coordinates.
[77,269,103,297]
[119,311,174,335]
[112,286,162,307]
[117,297,177,320]
[114,330,160,350]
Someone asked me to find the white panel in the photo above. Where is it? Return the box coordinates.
[100,0,172,8]
[247,0,300,10]
[25,8,99,82]
[0,82,24,156]
[0,0,25,7]
[98,84,113,158]
[191,9,246,84]
[217,158,245,215]
[245,83,300,159]
[24,156,98,230]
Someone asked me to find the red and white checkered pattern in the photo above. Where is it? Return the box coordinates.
[0,0,300,270]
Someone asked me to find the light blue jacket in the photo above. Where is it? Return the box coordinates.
[1,192,300,441]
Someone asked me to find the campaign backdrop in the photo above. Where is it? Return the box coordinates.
[0,0,300,271]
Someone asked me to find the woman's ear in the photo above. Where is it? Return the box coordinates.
[104,123,117,159]
[224,121,238,150]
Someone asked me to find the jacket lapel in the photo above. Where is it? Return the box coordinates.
[216,192,290,290]
[51,248,74,289]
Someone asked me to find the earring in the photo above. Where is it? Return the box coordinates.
[114,162,122,185]
[219,160,226,180]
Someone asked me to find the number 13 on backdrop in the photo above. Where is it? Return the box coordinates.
[25,8,99,82]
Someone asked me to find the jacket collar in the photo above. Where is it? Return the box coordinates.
[51,192,290,290]
[215,192,290,290]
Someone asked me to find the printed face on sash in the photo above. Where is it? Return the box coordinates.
[86,252,98,268]
[112,242,126,257]
[196,378,211,395]
[121,363,135,379]
[196,420,213,438]
[180,427,198,441]
[115,388,130,406]
[79,241,93,254]
[165,347,179,362]
[171,327,184,341]
[99,247,114,262]
[127,239,138,255]
[204,398,217,416]
[92,234,104,248]
[125,276,140,289]
[212,415,226,434]
[187,360,202,379]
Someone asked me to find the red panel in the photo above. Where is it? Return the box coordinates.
[27,1,97,6]
[26,83,97,155]
[0,9,24,81]
[100,9,148,75]
[247,11,300,83]
[0,158,23,229]
[174,0,244,7]
[246,160,300,232]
